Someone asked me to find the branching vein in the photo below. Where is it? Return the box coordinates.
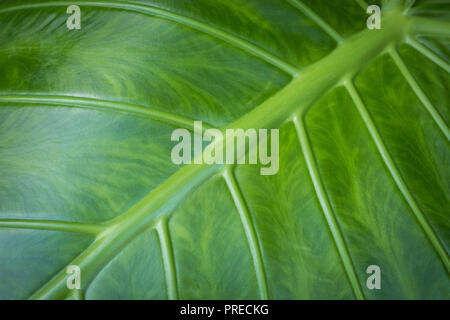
[0,218,103,234]
[355,0,369,10]
[223,166,269,300]
[389,48,450,140]
[23,9,419,299]
[345,81,450,272]
[287,0,343,43]
[407,37,450,74]
[0,1,299,76]
[293,116,365,300]
[156,218,178,300]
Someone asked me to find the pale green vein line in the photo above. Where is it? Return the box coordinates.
[223,166,269,300]
[389,48,450,140]
[293,116,365,300]
[156,218,178,300]
[409,16,450,38]
[406,37,450,74]
[0,94,212,132]
[73,289,83,300]
[28,11,408,299]
[0,218,103,234]
[0,1,299,77]
[286,0,343,43]
[66,289,83,300]
[30,216,164,299]
[345,81,450,272]
[355,0,369,10]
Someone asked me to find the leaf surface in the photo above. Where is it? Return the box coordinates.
[0,0,449,299]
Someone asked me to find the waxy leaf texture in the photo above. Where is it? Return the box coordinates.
[0,0,449,299]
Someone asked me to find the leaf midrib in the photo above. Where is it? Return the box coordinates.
[2,1,447,299]
[23,7,423,300]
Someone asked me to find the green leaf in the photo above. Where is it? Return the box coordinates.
[0,0,448,300]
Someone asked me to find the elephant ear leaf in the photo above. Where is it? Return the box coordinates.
[0,0,448,300]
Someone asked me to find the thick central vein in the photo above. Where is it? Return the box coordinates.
[29,9,411,300]
[293,116,365,299]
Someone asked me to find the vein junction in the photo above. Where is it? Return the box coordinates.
[0,1,444,299]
